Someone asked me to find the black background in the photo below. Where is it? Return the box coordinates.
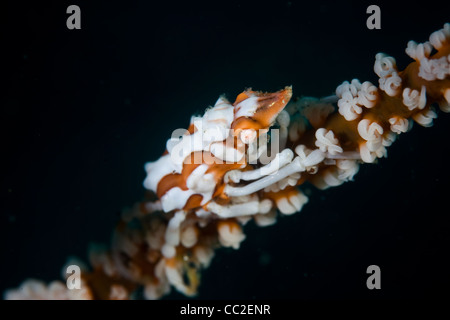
[2,0,450,299]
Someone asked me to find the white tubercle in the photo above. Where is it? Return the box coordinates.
[315,128,343,155]
[402,86,427,111]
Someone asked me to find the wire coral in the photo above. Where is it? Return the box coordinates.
[5,23,450,300]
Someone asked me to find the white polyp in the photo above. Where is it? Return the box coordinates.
[300,99,335,128]
[217,223,246,249]
[254,210,277,227]
[359,143,377,163]
[194,246,214,268]
[161,244,176,258]
[336,80,362,98]
[336,81,350,98]
[429,23,450,50]
[180,225,198,248]
[277,110,290,128]
[403,88,419,111]
[357,81,378,108]
[413,108,437,127]
[418,86,427,110]
[313,160,359,189]
[259,199,273,214]
[315,128,343,155]
[374,53,397,78]
[357,119,383,142]
[224,156,305,197]
[419,56,450,81]
[382,132,397,147]
[383,72,402,97]
[276,191,308,215]
[389,117,409,134]
[294,145,326,168]
[162,210,186,258]
[405,41,432,61]
[359,140,387,163]
[338,90,362,121]
[323,169,345,187]
[402,86,427,111]
[336,159,359,181]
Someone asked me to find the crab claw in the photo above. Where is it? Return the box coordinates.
[231,86,293,133]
